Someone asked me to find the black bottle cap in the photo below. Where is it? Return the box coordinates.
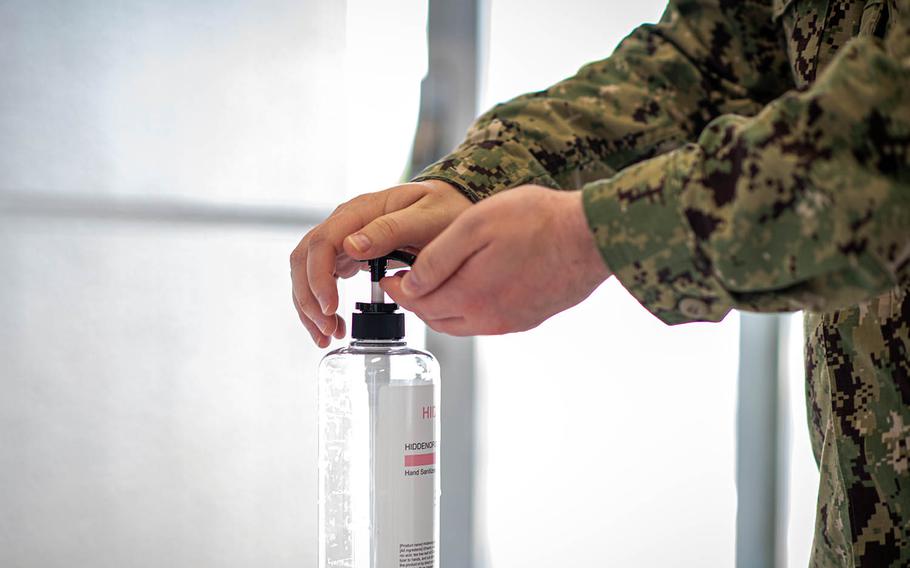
[351,252,415,340]
[352,305,404,340]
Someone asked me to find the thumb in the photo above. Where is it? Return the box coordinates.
[399,214,483,298]
[343,208,438,260]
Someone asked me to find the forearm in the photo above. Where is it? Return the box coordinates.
[414,0,791,202]
[584,28,910,323]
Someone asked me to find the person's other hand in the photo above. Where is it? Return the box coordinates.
[382,185,611,336]
[290,179,471,346]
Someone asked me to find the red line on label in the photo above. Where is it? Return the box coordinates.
[404,453,435,467]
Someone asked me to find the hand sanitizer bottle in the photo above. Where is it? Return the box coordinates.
[318,251,441,568]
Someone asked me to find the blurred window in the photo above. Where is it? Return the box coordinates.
[0,1,426,566]
[476,2,740,566]
[781,313,822,568]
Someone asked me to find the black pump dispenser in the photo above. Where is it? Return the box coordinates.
[351,251,416,340]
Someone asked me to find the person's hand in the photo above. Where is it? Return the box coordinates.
[382,185,611,335]
[290,179,471,346]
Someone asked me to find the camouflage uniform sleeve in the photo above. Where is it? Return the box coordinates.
[584,12,910,324]
[412,0,792,202]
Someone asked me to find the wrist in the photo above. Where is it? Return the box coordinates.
[563,190,611,281]
[412,174,478,203]
[416,178,472,205]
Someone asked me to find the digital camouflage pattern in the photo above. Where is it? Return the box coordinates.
[414,0,910,565]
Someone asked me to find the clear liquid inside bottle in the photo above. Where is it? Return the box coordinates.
[318,339,440,568]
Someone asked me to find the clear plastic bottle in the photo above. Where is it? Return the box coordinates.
[317,253,441,568]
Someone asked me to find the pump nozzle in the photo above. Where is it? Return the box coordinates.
[367,251,417,302]
[353,251,416,340]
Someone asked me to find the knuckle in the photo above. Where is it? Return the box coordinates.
[302,223,325,244]
[370,216,399,238]
[289,246,305,268]
[307,233,327,250]
[338,192,371,211]
[332,199,353,215]
[386,184,424,210]
[351,191,381,210]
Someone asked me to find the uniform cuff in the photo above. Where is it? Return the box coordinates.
[582,146,733,324]
[412,137,560,203]
[410,171,486,203]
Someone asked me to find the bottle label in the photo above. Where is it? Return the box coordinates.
[375,383,438,568]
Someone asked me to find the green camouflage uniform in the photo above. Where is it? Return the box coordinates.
[413,0,910,565]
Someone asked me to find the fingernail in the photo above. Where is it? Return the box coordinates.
[347,233,371,252]
[402,272,422,295]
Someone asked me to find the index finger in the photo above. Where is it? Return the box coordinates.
[289,195,382,316]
